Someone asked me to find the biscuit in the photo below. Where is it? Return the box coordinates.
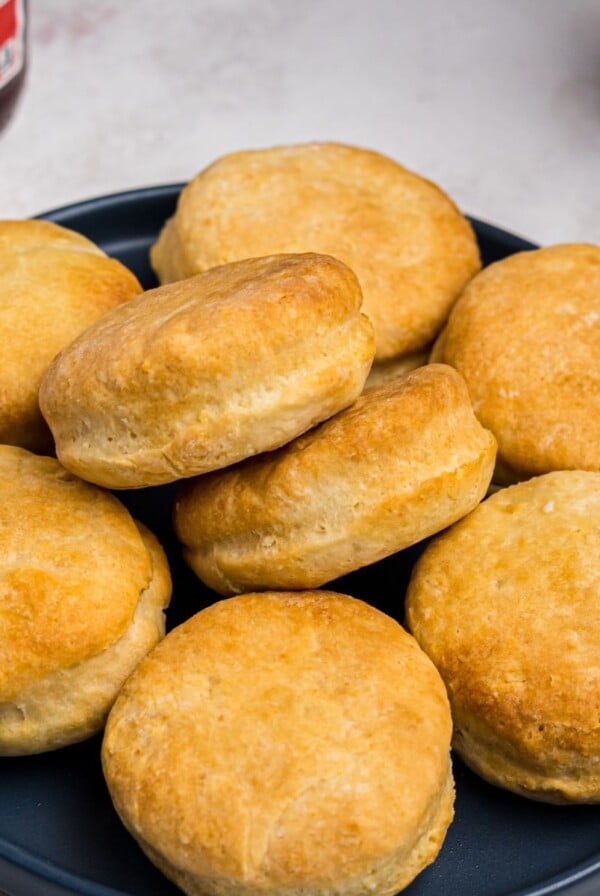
[406,470,600,803]
[174,364,496,594]
[150,142,481,361]
[39,253,374,489]
[0,446,171,755]
[102,591,454,896]
[0,219,141,452]
[432,243,600,481]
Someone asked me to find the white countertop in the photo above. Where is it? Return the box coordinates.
[1,0,599,246]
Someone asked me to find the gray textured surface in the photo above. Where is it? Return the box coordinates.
[1,0,599,246]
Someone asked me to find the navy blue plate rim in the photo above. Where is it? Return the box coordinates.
[39,182,186,221]
[36,182,540,256]
[0,185,593,896]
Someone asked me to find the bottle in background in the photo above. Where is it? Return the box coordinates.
[0,0,26,132]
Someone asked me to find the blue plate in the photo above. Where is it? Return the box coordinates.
[0,186,598,896]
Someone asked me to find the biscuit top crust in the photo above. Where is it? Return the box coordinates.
[0,446,153,700]
[151,142,481,359]
[103,591,452,888]
[436,243,600,477]
[39,252,373,486]
[406,471,600,762]
[0,219,141,450]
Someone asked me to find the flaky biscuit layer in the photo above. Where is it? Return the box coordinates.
[103,591,454,896]
[0,219,141,452]
[151,143,480,361]
[433,243,600,480]
[407,471,600,802]
[40,253,374,489]
[175,364,496,593]
[0,447,171,754]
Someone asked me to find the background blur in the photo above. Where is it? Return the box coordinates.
[1,0,599,244]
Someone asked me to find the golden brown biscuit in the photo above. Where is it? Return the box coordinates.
[102,591,454,896]
[0,219,141,452]
[174,364,496,594]
[0,446,171,755]
[406,470,600,803]
[40,253,374,489]
[150,143,481,361]
[432,243,600,480]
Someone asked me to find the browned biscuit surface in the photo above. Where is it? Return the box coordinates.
[406,471,600,803]
[40,253,374,489]
[0,219,141,452]
[150,143,481,361]
[102,591,454,896]
[174,364,496,594]
[433,243,600,480]
[0,446,171,754]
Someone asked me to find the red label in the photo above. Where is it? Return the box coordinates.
[0,0,17,45]
[0,0,24,87]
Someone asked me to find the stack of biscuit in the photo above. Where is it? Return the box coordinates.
[409,239,600,803]
[1,141,598,896]
[0,220,171,757]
